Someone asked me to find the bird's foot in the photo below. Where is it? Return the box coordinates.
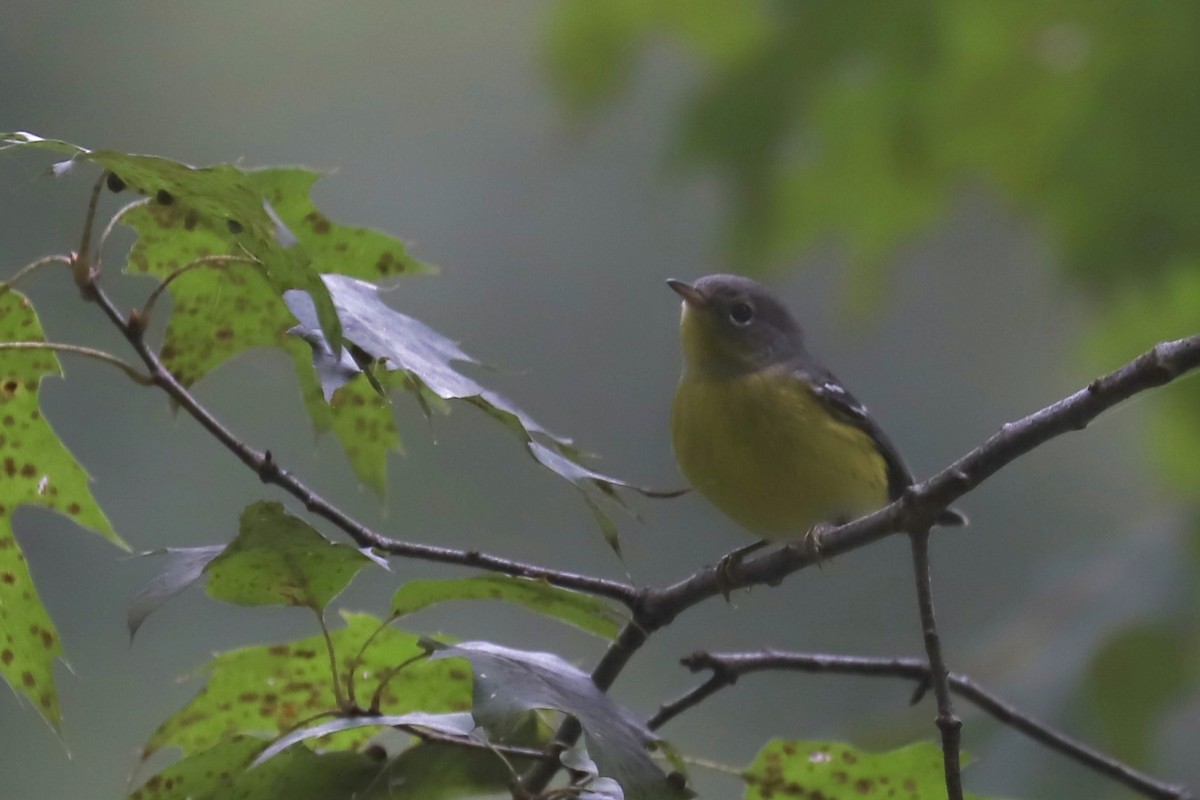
[802,523,834,565]
[715,539,768,602]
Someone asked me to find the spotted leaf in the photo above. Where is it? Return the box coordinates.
[0,287,123,727]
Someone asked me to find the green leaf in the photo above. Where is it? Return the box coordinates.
[3,132,408,494]
[436,641,692,800]
[0,131,342,350]
[287,275,672,534]
[743,740,985,800]
[1085,621,1195,766]
[382,740,530,800]
[242,168,435,280]
[0,287,124,726]
[127,736,387,800]
[203,501,375,612]
[142,613,472,759]
[390,575,624,640]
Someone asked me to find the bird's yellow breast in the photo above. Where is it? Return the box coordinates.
[671,366,890,539]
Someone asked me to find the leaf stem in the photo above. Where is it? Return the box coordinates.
[314,611,346,710]
[1,255,72,292]
[0,341,154,385]
[141,254,261,320]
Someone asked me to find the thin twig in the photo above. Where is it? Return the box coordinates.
[97,198,149,258]
[314,611,346,710]
[81,277,639,607]
[368,651,429,713]
[663,651,1194,800]
[141,254,261,320]
[0,342,153,385]
[2,254,72,291]
[75,172,106,285]
[908,530,962,800]
[402,724,546,761]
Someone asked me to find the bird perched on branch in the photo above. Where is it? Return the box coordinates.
[668,274,965,559]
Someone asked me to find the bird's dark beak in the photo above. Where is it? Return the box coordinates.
[667,279,707,309]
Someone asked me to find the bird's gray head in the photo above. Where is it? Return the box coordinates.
[668,274,806,375]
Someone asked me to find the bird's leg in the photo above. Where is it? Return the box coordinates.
[715,539,769,601]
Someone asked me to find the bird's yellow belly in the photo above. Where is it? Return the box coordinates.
[671,369,890,539]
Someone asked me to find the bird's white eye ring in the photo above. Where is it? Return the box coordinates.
[729,301,754,325]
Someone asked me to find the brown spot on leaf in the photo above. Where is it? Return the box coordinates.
[375,251,405,275]
[21,671,35,687]
[67,503,81,516]
[302,211,332,234]
[214,328,234,341]
[0,649,12,665]
[0,573,14,584]
[20,463,36,478]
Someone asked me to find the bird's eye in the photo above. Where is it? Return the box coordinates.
[729,302,754,325]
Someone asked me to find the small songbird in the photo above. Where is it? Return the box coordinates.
[668,274,965,553]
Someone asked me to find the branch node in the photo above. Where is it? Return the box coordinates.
[909,675,931,705]
[127,308,147,337]
[257,450,279,482]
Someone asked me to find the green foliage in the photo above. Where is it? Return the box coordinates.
[1,133,343,348]
[545,0,1200,483]
[390,574,624,639]
[128,736,388,800]
[1085,621,1196,767]
[141,613,470,760]
[0,287,124,726]
[743,740,985,800]
[545,2,1200,298]
[287,273,668,545]
[204,501,375,612]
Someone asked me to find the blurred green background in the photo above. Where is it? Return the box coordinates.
[2,1,1198,798]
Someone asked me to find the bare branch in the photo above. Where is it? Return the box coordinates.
[908,530,962,800]
[662,651,1194,800]
[81,278,639,607]
[74,247,1200,800]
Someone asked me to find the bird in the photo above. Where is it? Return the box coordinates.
[668,273,965,560]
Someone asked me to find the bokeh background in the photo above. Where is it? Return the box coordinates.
[2,2,1198,798]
